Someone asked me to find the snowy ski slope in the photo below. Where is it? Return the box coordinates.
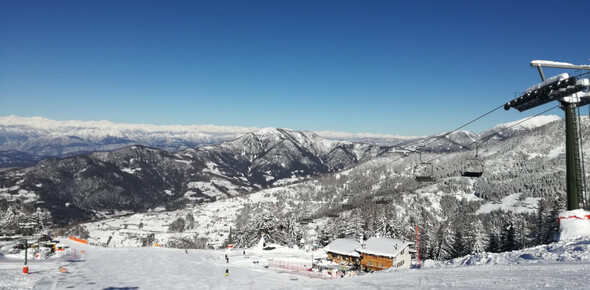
[1,237,589,289]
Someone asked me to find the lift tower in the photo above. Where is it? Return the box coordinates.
[504,60,590,210]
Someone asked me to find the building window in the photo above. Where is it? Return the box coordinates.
[401,249,404,255]
[368,261,372,266]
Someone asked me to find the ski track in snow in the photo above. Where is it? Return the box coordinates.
[1,238,590,289]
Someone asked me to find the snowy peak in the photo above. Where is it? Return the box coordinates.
[0,115,258,135]
[490,115,561,132]
[481,115,562,141]
[0,115,257,162]
[409,130,480,152]
[189,127,388,187]
[242,128,338,154]
[0,116,406,167]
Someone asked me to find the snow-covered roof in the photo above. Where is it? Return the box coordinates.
[531,60,575,67]
[525,73,569,94]
[323,238,361,257]
[356,237,413,258]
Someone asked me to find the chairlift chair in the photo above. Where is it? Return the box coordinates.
[341,193,355,210]
[413,150,436,182]
[341,203,354,210]
[461,160,484,177]
[460,143,484,178]
[375,198,391,205]
[327,212,339,218]
[299,211,313,224]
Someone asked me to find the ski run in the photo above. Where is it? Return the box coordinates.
[1,234,590,289]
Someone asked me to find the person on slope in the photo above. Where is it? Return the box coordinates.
[225,269,229,277]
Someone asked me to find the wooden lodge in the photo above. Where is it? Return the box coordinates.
[323,238,361,266]
[356,237,413,271]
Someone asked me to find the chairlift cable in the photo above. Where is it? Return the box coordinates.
[424,105,560,164]
[415,104,505,150]
[311,102,558,210]
[317,103,512,202]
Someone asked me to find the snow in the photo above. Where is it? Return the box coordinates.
[80,186,282,249]
[524,73,569,93]
[0,115,258,135]
[315,130,419,140]
[531,60,576,67]
[323,239,361,257]
[121,167,140,174]
[476,193,541,215]
[0,186,36,202]
[2,237,590,289]
[356,237,412,258]
[490,115,560,132]
[204,162,221,174]
[558,209,590,241]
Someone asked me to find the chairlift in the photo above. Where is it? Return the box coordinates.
[413,149,436,182]
[461,143,484,178]
[327,212,339,218]
[299,211,313,224]
[374,198,391,205]
[341,193,355,210]
[342,203,354,210]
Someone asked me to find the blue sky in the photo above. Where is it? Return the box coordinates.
[1,0,589,136]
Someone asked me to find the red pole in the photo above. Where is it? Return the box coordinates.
[416,225,421,269]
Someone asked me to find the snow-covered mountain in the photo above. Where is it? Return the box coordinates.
[480,114,562,141]
[0,128,389,227]
[397,115,562,153]
[0,115,257,166]
[0,113,577,263]
[0,116,409,167]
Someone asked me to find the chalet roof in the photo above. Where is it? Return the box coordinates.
[323,238,361,258]
[356,237,413,258]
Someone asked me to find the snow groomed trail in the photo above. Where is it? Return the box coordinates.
[0,238,589,289]
[28,240,315,289]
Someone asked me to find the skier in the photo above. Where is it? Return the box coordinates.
[225,269,229,277]
[225,254,229,263]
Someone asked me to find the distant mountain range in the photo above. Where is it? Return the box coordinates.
[0,115,413,168]
[0,114,563,229]
[0,115,560,168]
[0,128,392,226]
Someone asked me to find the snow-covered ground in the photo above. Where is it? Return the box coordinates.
[476,193,541,215]
[83,187,283,248]
[1,236,590,289]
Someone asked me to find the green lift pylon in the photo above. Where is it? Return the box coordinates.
[505,60,590,210]
[564,102,582,210]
